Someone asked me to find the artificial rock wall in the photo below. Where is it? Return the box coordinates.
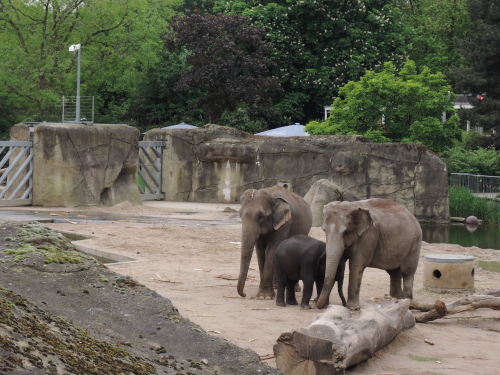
[11,123,141,207]
[144,125,450,223]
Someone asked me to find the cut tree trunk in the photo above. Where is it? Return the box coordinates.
[411,294,500,323]
[273,298,415,375]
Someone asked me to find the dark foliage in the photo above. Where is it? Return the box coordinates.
[452,0,500,131]
[174,0,218,15]
[216,0,410,123]
[163,12,283,124]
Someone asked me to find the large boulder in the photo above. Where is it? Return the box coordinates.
[11,123,141,207]
[304,179,361,227]
[144,125,450,223]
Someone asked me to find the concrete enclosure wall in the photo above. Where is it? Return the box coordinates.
[144,125,450,223]
[11,123,141,207]
[9,123,449,222]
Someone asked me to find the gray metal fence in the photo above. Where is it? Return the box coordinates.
[138,141,168,200]
[450,173,500,195]
[62,95,94,123]
[0,141,34,206]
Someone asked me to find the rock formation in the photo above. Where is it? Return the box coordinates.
[304,179,361,227]
[11,123,141,207]
[144,125,449,223]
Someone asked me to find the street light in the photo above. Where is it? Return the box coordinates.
[69,44,81,122]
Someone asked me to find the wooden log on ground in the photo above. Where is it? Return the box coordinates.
[412,295,500,323]
[485,289,500,297]
[273,298,415,375]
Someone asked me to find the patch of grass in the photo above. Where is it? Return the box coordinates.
[449,186,500,224]
[408,354,443,362]
[99,275,109,282]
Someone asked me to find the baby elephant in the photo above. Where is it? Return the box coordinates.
[274,235,346,309]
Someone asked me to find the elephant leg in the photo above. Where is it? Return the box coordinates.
[286,280,298,305]
[295,282,301,292]
[347,264,365,310]
[275,277,286,307]
[255,242,266,277]
[402,271,416,299]
[255,248,276,299]
[315,276,324,304]
[300,277,314,309]
[387,268,403,298]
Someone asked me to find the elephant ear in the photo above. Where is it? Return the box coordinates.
[273,197,292,231]
[356,208,374,236]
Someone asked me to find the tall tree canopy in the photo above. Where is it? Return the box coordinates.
[306,60,462,153]
[402,0,471,75]
[215,0,410,122]
[163,12,282,124]
[452,0,500,132]
[0,0,178,124]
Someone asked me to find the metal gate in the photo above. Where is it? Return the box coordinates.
[0,141,34,206]
[138,141,168,200]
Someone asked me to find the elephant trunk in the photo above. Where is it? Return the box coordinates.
[237,232,258,297]
[316,239,344,309]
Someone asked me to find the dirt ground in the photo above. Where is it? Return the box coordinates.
[7,200,500,375]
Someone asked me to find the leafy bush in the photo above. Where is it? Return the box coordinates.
[405,115,461,153]
[306,60,462,153]
[444,147,500,176]
[219,105,269,134]
[462,130,493,150]
[363,130,392,143]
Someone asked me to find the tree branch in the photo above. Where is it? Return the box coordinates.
[411,293,500,323]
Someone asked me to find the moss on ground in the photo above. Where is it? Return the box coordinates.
[0,287,157,374]
[1,222,91,265]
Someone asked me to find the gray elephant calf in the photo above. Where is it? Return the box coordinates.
[274,235,346,309]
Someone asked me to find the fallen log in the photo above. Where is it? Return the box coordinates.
[485,289,500,297]
[273,298,415,375]
[411,295,500,323]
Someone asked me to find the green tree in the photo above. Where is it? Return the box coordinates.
[306,60,462,153]
[452,0,500,132]
[0,0,178,126]
[401,0,471,75]
[216,0,410,123]
[163,12,282,124]
[115,48,206,128]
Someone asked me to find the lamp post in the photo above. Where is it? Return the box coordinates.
[69,44,82,122]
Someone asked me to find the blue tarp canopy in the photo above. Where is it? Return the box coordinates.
[255,123,309,137]
[162,122,197,129]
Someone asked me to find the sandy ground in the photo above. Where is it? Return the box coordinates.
[12,201,499,375]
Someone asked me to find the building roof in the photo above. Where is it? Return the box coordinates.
[162,122,197,129]
[255,123,309,137]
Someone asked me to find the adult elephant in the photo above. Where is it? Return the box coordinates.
[316,199,422,310]
[238,186,312,299]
